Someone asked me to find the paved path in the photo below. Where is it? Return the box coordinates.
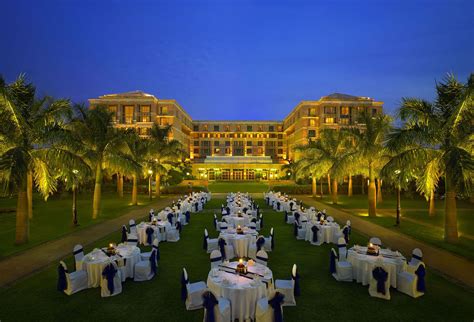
[299,196,474,289]
[0,197,170,288]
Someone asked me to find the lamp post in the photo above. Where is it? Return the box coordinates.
[394,169,401,226]
[72,169,79,226]
[148,169,153,201]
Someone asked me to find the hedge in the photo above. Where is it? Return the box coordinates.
[161,185,208,195]
[270,184,312,195]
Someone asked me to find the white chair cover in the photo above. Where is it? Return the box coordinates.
[256,250,269,266]
[100,261,123,297]
[59,261,88,296]
[275,264,297,306]
[210,250,223,269]
[73,244,85,271]
[183,268,207,310]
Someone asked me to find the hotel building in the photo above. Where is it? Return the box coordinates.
[89,91,383,180]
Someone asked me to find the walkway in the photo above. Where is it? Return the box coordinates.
[299,196,474,289]
[0,196,170,288]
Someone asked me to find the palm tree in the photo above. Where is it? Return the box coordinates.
[350,111,392,216]
[0,75,80,243]
[148,124,184,198]
[294,147,331,198]
[70,105,140,218]
[296,129,355,204]
[123,130,149,205]
[385,73,473,242]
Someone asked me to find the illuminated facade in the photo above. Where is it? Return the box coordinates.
[89,91,383,180]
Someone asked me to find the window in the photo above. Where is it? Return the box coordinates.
[225,141,231,146]
[161,106,168,115]
[269,125,274,132]
[236,125,241,131]
[309,108,316,116]
[258,141,263,146]
[325,117,335,124]
[278,149,283,154]
[203,125,208,131]
[201,141,210,147]
[225,126,230,131]
[193,148,199,154]
[341,106,350,115]
[278,141,283,146]
[308,130,316,137]
[340,118,349,125]
[278,134,283,139]
[193,140,199,146]
[214,141,220,146]
[247,125,252,131]
[139,127,150,136]
[246,148,252,154]
[324,106,336,114]
[193,125,199,131]
[372,108,377,116]
[309,119,316,126]
[140,105,150,122]
[214,148,220,153]
[214,125,219,131]
[124,105,134,124]
[247,141,253,146]
[108,105,117,122]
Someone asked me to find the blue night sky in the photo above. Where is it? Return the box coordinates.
[1,0,473,120]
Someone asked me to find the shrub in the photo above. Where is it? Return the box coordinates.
[161,185,208,195]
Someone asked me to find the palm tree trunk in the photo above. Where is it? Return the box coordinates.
[320,179,324,198]
[72,183,78,226]
[332,178,338,204]
[118,174,124,198]
[361,176,365,194]
[27,171,33,219]
[15,179,29,244]
[155,174,161,198]
[368,163,377,217]
[327,174,332,194]
[444,179,458,242]
[132,174,138,205]
[429,190,436,217]
[348,174,353,197]
[92,164,102,219]
[311,176,317,198]
[377,178,383,204]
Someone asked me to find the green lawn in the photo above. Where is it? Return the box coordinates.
[208,181,269,193]
[317,194,474,260]
[0,192,155,259]
[0,198,472,321]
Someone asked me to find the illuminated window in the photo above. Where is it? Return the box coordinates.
[225,126,230,131]
[161,106,168,115]
[340,118,349,125]
[325,117,334,124]
[341,106,350,115]
[140,105,150,122]
[203,125,208,131]
[324,106,336,114]
[108,105,117,122]
[124,105,134,124]
[214,148,220,153]
[309,108,316,116]
[309,119,316,126]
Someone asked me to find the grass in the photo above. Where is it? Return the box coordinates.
[0,197,472,321]
[0,191,155,259]
[208,181,269,193]
[317,194,474,260]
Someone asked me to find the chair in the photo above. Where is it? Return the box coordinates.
[166,223,180,242]
[337,237,348,261]
[369,237,382,247]
[249,222,257,230]
[256,292,285,322]
[214,214,219,231]
[134,248,158,281]
[369,260,391,300]
[326,216,334,222]
[397,249,426,298]
[203,228,219,253]
[218,238,235,260]
[296,222,306,240]
[275,264,299,306]
[286,212,295,224]
[126,235,138,246]
[129,219,138,236]
[256,250,269,266]
[210,250,223,269]
[57,261,88,296]
[100,261,123,297]
[141,238,160,261]
[73,244,85,271]
[310,225,322,246]
[330,248,353,282]
[181,268,207,310]
[202,291,231,322]
[264,227,274,252]
[219,222,228,231]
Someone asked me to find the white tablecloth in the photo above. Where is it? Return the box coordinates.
[83,244,141,287]
[225,215,251,228]
[304,222,340,244]
[347,246,406,288]
[207,261,273,321]
[219,232,257,258]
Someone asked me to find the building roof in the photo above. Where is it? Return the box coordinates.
[99,90,155,99]
[321,93,373,101]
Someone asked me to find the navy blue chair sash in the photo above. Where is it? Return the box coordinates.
[343,226,350,243]
[330,250,337,274]
[152,244,160,261]
[167,213,173,224]
[185,211,190,223]
[176,222,182,233]
[146,227,154,245]
[372,267,388,295]
[210,256,222,263]
[256,256,268,262]
[218,238,226,259]
[271,231,275,250]
[256,237,265,251]
[150,250,157,275]
[285,211,288,223]
[311,225,319,243]
[202,291,218,322]
[57,264,67,292]
[268,292,285,322]
[260,215,264,228]
[121,226,127,243]
[412,254,422,261]
[293,222,298,237]
[292,271,301,296]
[203,234,208,250]
[102,263,117,295]
[415,264,426,292]
[181,271,188,301]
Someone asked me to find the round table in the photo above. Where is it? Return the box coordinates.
[347,246,406,288]
[219,231,257,258]
[304,222,340,244]
[207,261,273,321]
[83,244,141,287]
[225,215,251,228]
